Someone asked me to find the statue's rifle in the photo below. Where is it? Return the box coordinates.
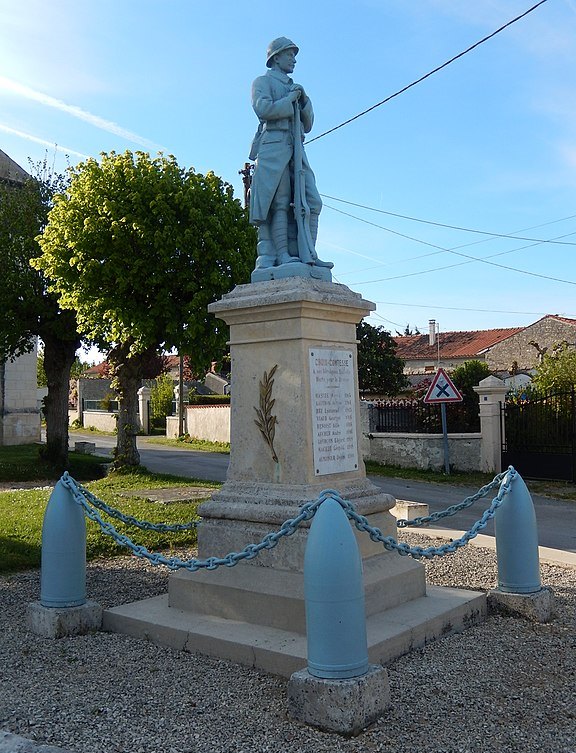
[292,100,316,264]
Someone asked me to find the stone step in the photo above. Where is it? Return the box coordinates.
[167,551,426,634]
[103,585,486,678]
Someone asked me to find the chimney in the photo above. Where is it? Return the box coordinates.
[429,319,436,347]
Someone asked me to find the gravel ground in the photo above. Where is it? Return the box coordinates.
[1,536,574,753]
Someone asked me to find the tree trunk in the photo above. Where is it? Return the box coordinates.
[109,346,149,468]
[41,334,79,469]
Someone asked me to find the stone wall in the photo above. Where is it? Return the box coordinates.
[167,404,231,443]
[365,432,482,472]
[81,410,117,432]
[0,346,41,445]
[486,317,576,371]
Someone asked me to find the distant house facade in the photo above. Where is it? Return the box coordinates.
[394,320,522,376]
[0,149,41,445]
[394,315,576,377]
[485,315,576,371]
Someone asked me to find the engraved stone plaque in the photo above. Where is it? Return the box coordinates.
[309,348,358,476]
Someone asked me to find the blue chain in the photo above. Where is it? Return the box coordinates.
[60,469,517,569]
[339,470,516,559]
[395,469,510,529]
[65,476,201,532]
[61,473,321,571]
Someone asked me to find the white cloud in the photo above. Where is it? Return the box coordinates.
[0,76,165,150]
[0,124,89,159]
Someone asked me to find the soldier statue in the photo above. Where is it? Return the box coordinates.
[249,37,333,281]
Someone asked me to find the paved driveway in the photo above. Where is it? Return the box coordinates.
[68,432,575,553]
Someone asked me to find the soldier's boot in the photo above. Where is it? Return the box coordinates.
[272,210,297,264]
[309,212,333,268]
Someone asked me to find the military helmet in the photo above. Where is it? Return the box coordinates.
[266,37,299,68]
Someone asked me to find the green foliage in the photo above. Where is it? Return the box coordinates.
[450,360,492,430]
[0,162,78,360]
[33,150,256,365]
[356,321,407,395]
[37,354,47,387]
[450,360,492,393]
[532,343,576,392]
[188,394,231,405]
[70,356,90,380]
[150,373,175,420]
[32,150,255,467]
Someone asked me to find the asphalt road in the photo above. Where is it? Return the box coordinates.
[69,432,576,553]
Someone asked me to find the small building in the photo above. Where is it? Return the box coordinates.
[0,149,41,445]
[394,315,576,377]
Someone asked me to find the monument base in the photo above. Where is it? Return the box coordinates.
[103,584,485,678]
[103,279,486,676]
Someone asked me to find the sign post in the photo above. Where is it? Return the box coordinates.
[423,368,463,475]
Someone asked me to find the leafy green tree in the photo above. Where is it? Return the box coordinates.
[34,151,256,467]
[532,343,576,392]
[150,373,175,424]
[0,163,80,467]
[451,359,492,428]
[37,353,47,388]
[356,321,407,395]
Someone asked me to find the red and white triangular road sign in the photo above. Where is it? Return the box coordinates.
[423,367,463,404]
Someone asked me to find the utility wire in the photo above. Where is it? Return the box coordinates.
[353,234,576,286]
[370,300,576,318]
[306,0,549,145]
[323,203,576,285]
[321,212,576,278]
[320,193,576,245]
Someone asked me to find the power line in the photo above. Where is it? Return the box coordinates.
[321,212,576,279]
[306,0,549,145]
[370,300,576,318]
[321,193,576,245]
[322,203,576,285]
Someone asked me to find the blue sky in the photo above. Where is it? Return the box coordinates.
[1,0,575,339]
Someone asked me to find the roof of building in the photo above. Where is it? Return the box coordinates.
[0,149,29,184]
[544,314,576,327]
[394,327,523,361]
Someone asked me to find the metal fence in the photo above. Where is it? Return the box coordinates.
[82,399,119,412]
[368,399,479,434]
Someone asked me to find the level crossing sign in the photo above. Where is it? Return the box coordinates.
[423,367,463,404]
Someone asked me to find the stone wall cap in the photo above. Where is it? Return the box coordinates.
[209,278,375,314]
[479,375,505,386]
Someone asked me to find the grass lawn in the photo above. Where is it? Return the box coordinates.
[0,458,218,573]
[143,436,230,453]
[364,460,496,487]
[0,443,109,483]
[365,460,576,501]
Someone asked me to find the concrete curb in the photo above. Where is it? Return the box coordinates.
[409,526,576,568]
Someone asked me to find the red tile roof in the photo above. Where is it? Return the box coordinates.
[394,328,522,360]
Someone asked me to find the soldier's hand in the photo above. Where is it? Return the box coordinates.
[293,84,307,100]
[287,88,301,102]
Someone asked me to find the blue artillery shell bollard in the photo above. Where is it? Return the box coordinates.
[494,471,542,594]
[40,478,87,608]
[304,496,369,679]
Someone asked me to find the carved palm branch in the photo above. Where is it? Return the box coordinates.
[254,364,279,463]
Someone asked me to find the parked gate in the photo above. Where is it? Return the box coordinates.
[501,388,576,482]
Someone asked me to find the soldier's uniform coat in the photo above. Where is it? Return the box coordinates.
[249,68,321,224]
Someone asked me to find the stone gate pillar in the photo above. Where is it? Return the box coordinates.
[474,375,507,473]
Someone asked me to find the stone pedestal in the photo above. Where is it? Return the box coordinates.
[287,664,390,735]
[104,279,486,677]
[27,600,102,638]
